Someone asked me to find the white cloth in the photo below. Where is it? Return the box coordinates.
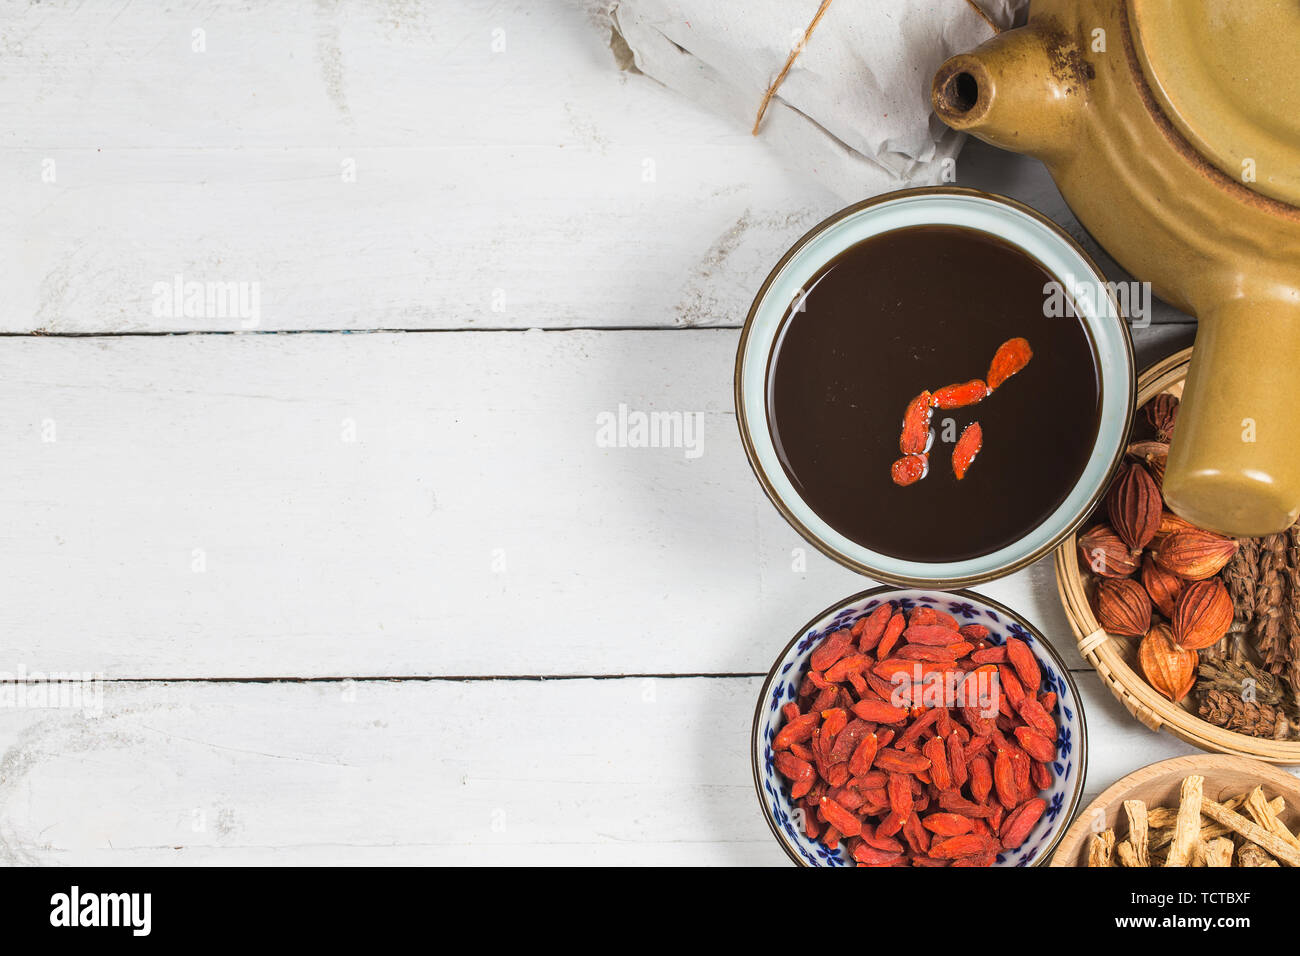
[609,0,1026,200]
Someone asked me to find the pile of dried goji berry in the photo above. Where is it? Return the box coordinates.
[771,600,1059,866]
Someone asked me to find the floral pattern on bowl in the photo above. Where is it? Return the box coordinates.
[751,586,1087,867]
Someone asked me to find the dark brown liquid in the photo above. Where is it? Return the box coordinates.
[767,225,1101,562]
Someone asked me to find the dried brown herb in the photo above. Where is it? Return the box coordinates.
[1197,689,1289,739]
[1285,524,1300,698]
[1196,658,1286,707]
[1252,533,1289,673]
[1220,537,1259,662]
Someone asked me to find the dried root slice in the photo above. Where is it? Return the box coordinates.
[1164,774,1203,867]
[1244,786,1300,850]
[1237,843,1278,867]
[1201,798,1300,867]
[1087,829,1116,867]
[1149,793,1283,849]
[1194,837,1234,868]
[1123,799,1150,868]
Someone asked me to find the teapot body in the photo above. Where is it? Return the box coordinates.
[933,0,1300,535]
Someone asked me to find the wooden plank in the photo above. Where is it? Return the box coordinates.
[0,671,1256,865]
[0,1,1192,334]
[0,0,834,333]
[0,326,1192,679]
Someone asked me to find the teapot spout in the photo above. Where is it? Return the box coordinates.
[931,24,1084,164]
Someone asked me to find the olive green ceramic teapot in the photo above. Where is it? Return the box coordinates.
[932,0,1300,536]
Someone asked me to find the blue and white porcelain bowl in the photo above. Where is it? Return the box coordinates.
[752,586,1087,867]
[734,187,1134,587]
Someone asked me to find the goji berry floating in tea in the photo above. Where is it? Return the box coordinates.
[771,600,1060,866]
[766,225,1100,563]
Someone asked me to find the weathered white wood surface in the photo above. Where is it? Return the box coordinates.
[0,0,1241,868]
[0,0,1189,333]
[0,326,1195,680]
[0,673,1208,866]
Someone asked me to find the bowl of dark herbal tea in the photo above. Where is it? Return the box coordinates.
[735,187,1134,587]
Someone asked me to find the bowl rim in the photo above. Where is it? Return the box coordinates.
[750,583,1090,867]
[1048,753,1300,865]
[733,185,1136,588]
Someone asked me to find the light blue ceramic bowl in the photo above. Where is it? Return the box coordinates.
[752,586,1087,867]
[735,187,1134,587]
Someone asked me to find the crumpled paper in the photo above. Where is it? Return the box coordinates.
[609,0,1026,200]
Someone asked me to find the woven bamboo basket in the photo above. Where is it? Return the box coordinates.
[1055,347,1300,764]
[1050,754,1300,865]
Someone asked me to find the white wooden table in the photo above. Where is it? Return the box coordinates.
[0,0,1227,865]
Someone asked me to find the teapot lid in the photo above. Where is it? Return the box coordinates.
[1130,0,1300,206]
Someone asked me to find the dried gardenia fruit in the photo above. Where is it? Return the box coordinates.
[1153,529,1238,581]
[1077,524,1140,578]
[1151,509,1197,546]
[1106,462,1162,553]
[1172,579,1233,651]
[1139,623,1198,702]
[1145,393,1179,442]
[1126,440,1169,486]
[1092,577,1153,637]
[1140,554,1185,618]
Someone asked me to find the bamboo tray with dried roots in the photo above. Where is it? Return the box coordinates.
[1055,347,1300,764]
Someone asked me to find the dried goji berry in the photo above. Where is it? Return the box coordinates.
[968,754,992,803]
[877,810,906,838]
[993,749,1018,810]
[829,718,872,763]
[930,833,999,859]
[958,623,991,642]
[998,665,1025,707]
[1004,636,1042,693]
[874,748,932,774]
[853,602,894,651]
[1000,797,1047,849]
[1016,695,1057,737]
[1030,759,1053,791]
[774,752,815,799]
[887,772,913,818]
[970,646,1008,664]
[951,421,983,480]
[902,623,964,646]
[910,606,961,630]
[986,336,1033,390]
[896,642,972,662]
[810,630,853,671]
[1013,725,1056,762]
[924,737,953,790]
[823,653,868,683]
[819,795,862,837]
[820,707,848,741]
[852,843,903,865]
[848,732,879,777]
[876,611,907,658]
[899,390,934,454]
[860,822,904,854]
[897,706,944,748]
[921,812,974,836]
[890,453,928,487]
[772,712,818,751]
[932,379,990,409]
[851,699,909,724]
[946,734,968,789]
